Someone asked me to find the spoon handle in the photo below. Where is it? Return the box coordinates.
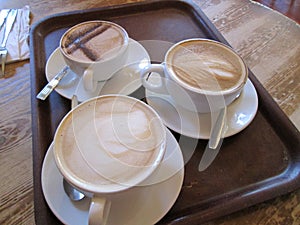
[63,94,85,201]
[209,107,226,149]
[36,65,70,100]
[71,94,78,109]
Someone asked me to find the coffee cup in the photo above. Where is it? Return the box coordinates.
[140,38,248,113]
[60,21,129,92]
[53,94,166,225]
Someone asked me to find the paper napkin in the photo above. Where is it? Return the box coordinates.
[0,5,30,63]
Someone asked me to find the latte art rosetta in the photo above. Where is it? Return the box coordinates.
[96,98,164,166]
[167,41,244,92]
[55,96,165,189]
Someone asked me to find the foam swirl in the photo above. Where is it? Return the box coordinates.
[167,40,244,92]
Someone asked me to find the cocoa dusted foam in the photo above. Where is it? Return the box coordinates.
[54,96,165,191]
[167,40,245,92]
[61,21,126,62]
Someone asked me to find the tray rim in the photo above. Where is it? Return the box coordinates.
[30,0,300,224]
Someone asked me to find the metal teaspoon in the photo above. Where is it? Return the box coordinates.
[198,107,227,171]
[62,95,86,201]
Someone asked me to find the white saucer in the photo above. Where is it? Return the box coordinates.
[41,129,184,225]
[146,79,258,139]
[46,38,150,102]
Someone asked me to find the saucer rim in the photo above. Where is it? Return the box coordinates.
[41,129,184,225]
[45,38,149,101]
[146,78,258,139]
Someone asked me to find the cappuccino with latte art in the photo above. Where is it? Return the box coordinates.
[140,38,248,113]
[166,40,245,92]
[54,95,166,193]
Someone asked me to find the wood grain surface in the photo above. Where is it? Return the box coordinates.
[0,0,299,224]
[252,0,300,24]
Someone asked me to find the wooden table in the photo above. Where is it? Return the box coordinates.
[0,0,299,224]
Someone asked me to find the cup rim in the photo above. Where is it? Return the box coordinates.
[53,94,167,194]
[165,38,248,96]
[59,20,129,64]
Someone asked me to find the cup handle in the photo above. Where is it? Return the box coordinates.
[140,64,168,94]
[83,68,97,92]
[89,196,111,225]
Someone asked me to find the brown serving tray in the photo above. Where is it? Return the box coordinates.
[30,0,300,224]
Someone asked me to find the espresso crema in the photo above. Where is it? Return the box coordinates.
[167,40,245,92]
[61,21,126,62]
[54,96,165,191]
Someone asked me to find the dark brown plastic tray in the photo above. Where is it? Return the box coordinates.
[30,0,300,224]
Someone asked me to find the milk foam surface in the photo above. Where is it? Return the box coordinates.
[55,96,165,190]
[61,21,125,62]
[167,40,244,92]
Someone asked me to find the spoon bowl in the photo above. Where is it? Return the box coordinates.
[63,178,85,201]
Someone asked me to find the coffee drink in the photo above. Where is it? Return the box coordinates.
[166,39,245,92]
[140,38,248,113]
[61,21,127,63]
[54,95,166,192]
[59,21,129,91]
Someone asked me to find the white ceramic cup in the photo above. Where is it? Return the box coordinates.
[140,38,248,113]
[53,94,166,225]
[60,20,129,92]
